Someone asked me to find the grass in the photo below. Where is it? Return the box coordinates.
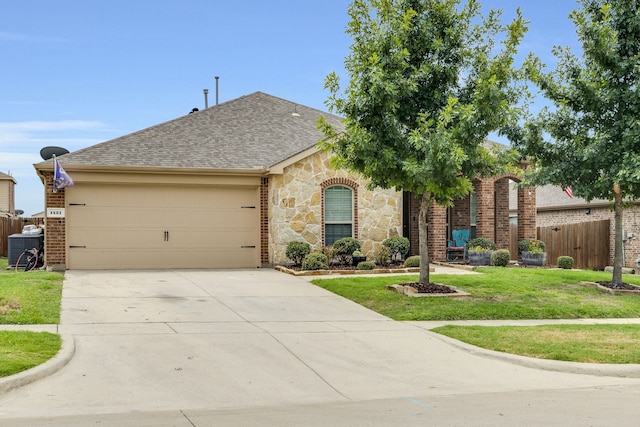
[0,257,63,377]
[311,267,640,321]
[311,267,640,364]
[433,324,640,364]
[0,258,63,324]
[0,331,61,376]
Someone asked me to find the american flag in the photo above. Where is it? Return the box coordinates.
[563,186,574,199]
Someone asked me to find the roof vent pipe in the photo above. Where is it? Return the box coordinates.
[203,89,209,109]
[215,76,219,105]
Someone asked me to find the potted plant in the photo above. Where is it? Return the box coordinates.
[466,237,496,266]
[519,239,547,266]
[352,250,367,266]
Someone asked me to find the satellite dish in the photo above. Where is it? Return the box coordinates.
[40,146,70,161]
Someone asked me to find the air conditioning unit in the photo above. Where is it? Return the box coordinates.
[8,233,44,267]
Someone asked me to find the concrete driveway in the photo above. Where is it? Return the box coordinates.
[2,269,640,425]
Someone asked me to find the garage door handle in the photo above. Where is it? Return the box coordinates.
[70,245,86,248]
[164,231,169,242]
[241,206,256,209]
[241,245,256,248]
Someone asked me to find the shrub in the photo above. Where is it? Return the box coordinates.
[557,256,574,269]
[519,239,546,254]
[374,245,392,266]
[466,237,496,251]
[357,261,376,270]
[322,246,337,265]
[404,255,420,267]
[491,249,510,267]
[285,241,311,266]
[302,252,329,270]
[382,236,410,261]
[332,237,361,265]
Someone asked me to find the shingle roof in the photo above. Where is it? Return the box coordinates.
[40,92,344,170]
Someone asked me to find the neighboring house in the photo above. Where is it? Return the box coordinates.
[34,92,537,270]
[535,185,639,269]
[0,171,17,217]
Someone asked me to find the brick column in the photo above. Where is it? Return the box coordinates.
[494,179,510,250]
[518,185,537,241]
[428,202,447,262]
[43,172,66,270]
[260,177,269,265]
[475,178,495,240]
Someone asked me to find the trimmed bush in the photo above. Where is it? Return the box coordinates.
[374,245,392,266]
[491,249,510,267]
[404,255,420,267]
[557,256,574,270]
[382,236,410,261]
[357,261,376,270]
[466,237,496,251]
[302,252,329,271]
[285,241,311,266]
[333,237,361,265]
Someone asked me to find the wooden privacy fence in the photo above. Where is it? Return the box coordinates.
[0,217,45,257]
[537,220,610,270]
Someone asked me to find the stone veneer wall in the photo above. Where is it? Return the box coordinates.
[268,150,403,264]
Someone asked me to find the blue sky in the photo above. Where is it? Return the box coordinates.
[2,0,578,216]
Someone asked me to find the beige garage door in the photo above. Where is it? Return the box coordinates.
[66,184,259,269]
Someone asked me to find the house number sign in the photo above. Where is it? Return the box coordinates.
[46,208,66,218]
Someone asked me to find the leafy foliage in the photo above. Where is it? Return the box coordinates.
[285,241,311,266]
[491,249,511,267]
[382,236,410,261]
[332,237,362,265]
[374,245,392,266]
[404,255,421,267]
[302,252,329,271]
[357,261,376,270]
[557,256,575,270]
[515,0,640,284]
[518,239,546,254]
[319,0,530,284]
[466,237,496,251]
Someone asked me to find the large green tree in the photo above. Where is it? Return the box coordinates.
[319,0,529,284]
[515,0,640,285]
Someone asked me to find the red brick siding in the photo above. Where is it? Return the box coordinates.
[43,172,66,268]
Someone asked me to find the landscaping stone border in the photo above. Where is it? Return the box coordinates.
[579,281,640,295]
[386,284,470,298]
[275,265,430,277]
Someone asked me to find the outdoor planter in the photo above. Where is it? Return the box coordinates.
[522,251,547,266]
[468,250,493,266]
[352,256,367,266]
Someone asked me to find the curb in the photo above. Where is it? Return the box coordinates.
[0,335,75,394]
[426,330,640,378]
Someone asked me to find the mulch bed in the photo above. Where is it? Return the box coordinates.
[402,282,457,294]
[596,281,640,291]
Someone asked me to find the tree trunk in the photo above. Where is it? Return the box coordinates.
[612,183,623,286]
[418,192,431,285]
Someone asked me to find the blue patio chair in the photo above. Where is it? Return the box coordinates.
[446,229,470,262]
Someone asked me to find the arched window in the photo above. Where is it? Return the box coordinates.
[324,185,353,246]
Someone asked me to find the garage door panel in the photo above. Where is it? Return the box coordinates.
[67,184,259,269]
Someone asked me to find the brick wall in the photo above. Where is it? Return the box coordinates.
[406,173,537,261]
[43,172,66,270]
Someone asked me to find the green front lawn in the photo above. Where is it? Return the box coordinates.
[312,268,640,364]
[0,258,63,324]
[311,268,640,321]
[0,257,63,378]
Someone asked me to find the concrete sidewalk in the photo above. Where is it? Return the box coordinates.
[1,268,640,423]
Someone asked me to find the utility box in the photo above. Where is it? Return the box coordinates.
[8,233,44,267]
